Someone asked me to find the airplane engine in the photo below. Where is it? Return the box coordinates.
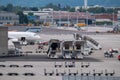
[10,38,19,42]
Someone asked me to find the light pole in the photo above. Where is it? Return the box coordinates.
[112,8,115,28]
[84,0,88,27]
[68,11,69,27]
[59,10,61,27]
[84,0,87,9]
[94,15,96,26]
[51,10,54,25]
[76,11,79,25]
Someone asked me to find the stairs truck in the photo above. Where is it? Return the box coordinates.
[47,39,61,58]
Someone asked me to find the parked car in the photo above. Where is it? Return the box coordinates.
[118,55,120,60]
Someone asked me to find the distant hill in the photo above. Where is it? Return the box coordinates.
[0,0,120,7]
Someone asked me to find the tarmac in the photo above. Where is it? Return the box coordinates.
[0,26,120,80]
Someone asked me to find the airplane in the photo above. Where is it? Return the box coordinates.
[79,26,113,32]
[25,27,42,33]
[8,30,41,44]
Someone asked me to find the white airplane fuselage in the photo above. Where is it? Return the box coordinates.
[8,31,41,42]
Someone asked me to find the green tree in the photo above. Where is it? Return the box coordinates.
[78,7,86,12]
[65,5,71,11]
[28,12,34,16]
[43,3,60,11]
[17,11,28,24]
[30,7,38,11]
[106,8,113,14]
[14,6,23,13]
[0,6,6,11]
[69,7,75,12]
[6,4,13,12]
[88,7,106,13]
[58,3,61,10]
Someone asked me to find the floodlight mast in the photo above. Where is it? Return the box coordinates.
[84,0,88,26]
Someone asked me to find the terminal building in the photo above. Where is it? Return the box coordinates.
[24,8,94,26]
[0,27,8,56]
[0,12,19,26]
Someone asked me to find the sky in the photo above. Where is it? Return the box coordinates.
[0,0,120,7]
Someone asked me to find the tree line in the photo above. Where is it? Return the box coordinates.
[0,3,120,24]
[1,3,120,13]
